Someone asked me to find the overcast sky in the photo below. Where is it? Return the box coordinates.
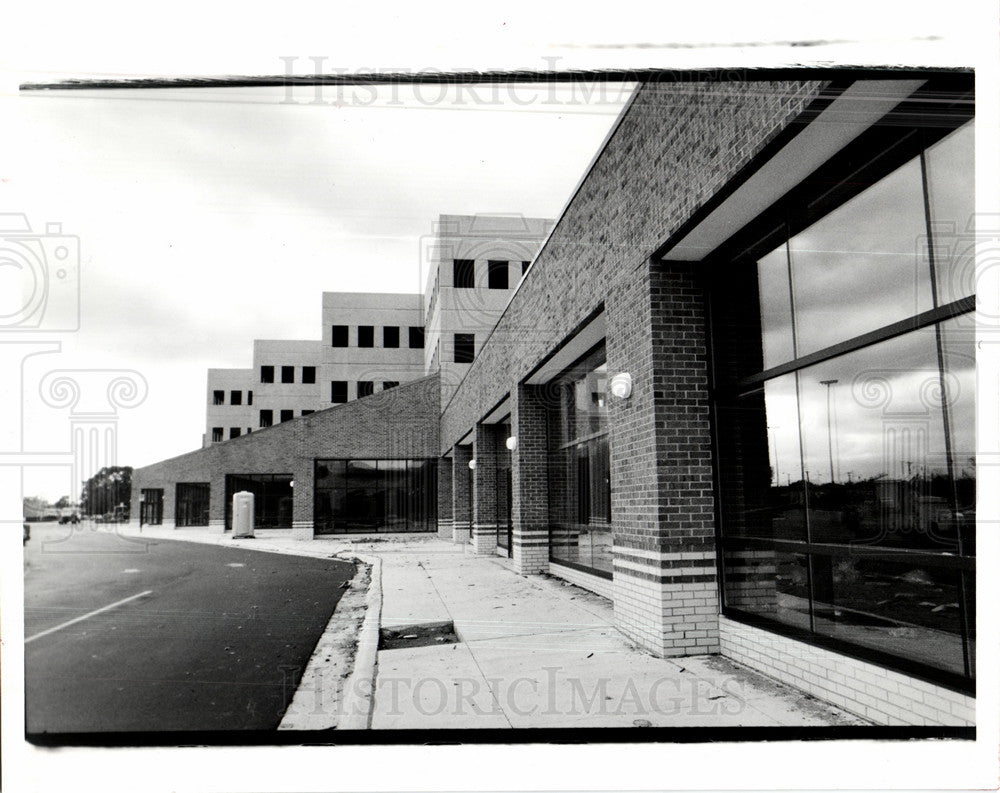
[0,1,990,507]
[6,83,631,500]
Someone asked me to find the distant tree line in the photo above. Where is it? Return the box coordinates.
[80,466,133,518]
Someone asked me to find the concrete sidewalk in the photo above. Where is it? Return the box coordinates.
[114,524,866,728]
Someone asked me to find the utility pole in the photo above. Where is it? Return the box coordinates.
[820,379,839,485]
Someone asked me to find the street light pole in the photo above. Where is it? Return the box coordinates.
[820,379,839,485]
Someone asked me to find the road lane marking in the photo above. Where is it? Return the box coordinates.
[25,590,153,644]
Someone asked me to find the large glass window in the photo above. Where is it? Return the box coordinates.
[175,483,210,527]
[712,118,975,692]
[140,488,163,526]
[313,458,437,534]
[224,474,293,529]
[548,343,612,577]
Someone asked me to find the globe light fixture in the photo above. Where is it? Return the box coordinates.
[505,436,518,451]
[610,372,633,400]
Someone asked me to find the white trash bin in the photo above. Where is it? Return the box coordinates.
[232,491,255,538]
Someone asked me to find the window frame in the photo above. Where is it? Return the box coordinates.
[704,88,975,694]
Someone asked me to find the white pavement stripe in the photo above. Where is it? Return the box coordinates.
[24,590,153,644]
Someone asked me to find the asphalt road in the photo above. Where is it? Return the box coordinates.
[23,523,354,734]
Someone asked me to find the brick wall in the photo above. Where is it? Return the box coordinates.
[436,79,826,651]
[451,444,472,543]
[511,384,550,574]
[132,374,440,538]
[472,423,500,554]
[720,616,974,726]
[437,456,454,539]
[439,79,826,452]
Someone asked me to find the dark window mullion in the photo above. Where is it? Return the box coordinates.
[922,144,974,679]
[732,297,975,393]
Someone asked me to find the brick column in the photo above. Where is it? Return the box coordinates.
[472,424,499,555]
[510,383,549,574]
[291,465,314,541]
[451,444,473,543]
[607,261,718,657]
[437,456,454,539]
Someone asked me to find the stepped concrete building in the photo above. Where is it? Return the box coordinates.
[135,73,976,727]
[203,215,552,445]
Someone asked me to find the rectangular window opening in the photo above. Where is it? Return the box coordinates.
[331,325,349,347]
[453,259,475,288]
[454,333,475,364]
[488,260,509,289]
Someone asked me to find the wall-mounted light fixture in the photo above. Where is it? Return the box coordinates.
[468,459,477,470]
[610,372,633,400]
[505,436,518,452]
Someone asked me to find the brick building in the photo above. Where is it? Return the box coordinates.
[134,72,976,726]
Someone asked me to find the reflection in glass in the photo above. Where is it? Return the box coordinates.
[716,375,805,541]
[789,155,932,357]
[757,243,795,369]
[723,549,809,631]
[939,316,976,555]
[811,556,965,674]
[716,122,976,685]
[797,330,957,550]
[926,122,975,305]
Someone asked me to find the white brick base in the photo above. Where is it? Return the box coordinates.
[719,616,974,726]
[549,561,614,600]
[291,520,313,541]
[472,523,497,555]
[208,518,225,534]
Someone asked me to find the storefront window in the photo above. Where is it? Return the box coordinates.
[224,474,293,529]
[313,458,437,534]
[713,118,975,691]
[548,343,613,577]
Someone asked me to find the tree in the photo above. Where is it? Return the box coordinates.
[80,466,133,518]
[54,495,71,509]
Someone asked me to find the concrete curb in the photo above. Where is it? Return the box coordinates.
[335,553,382,730]
[277,559,371,731]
